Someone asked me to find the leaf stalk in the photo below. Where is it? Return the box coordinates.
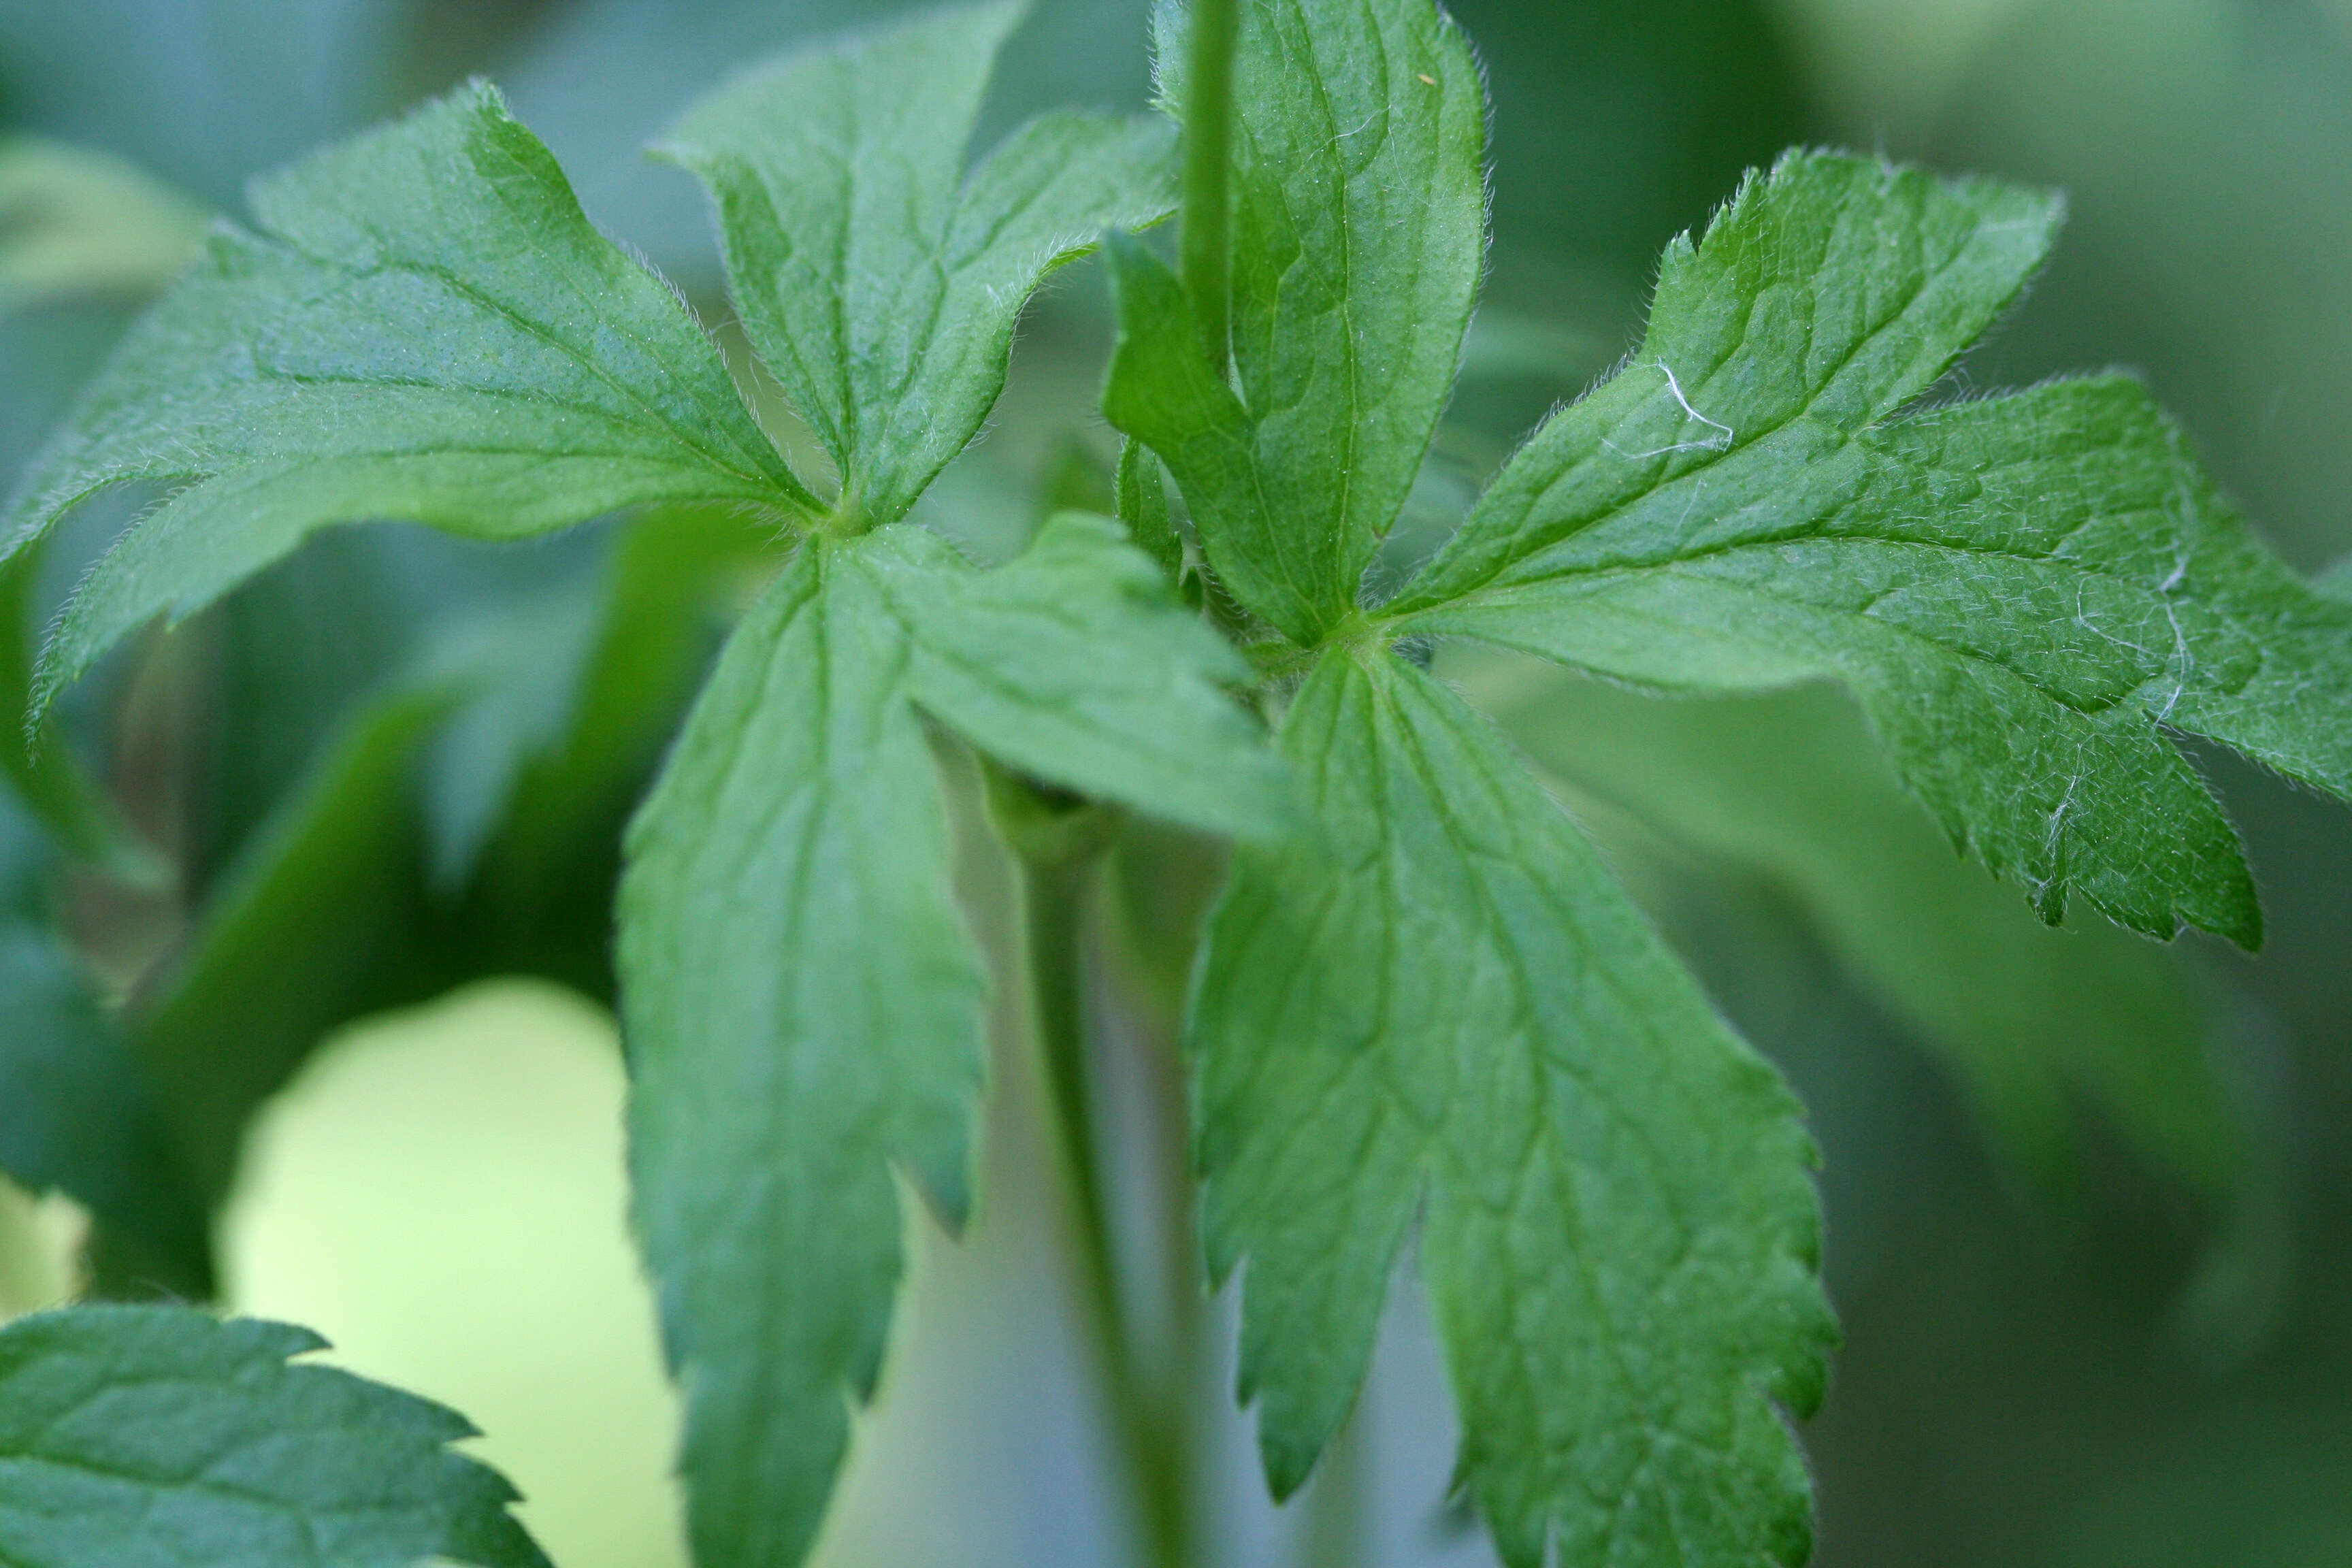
[994,768,1195,1568]
[1179,0,1240,370]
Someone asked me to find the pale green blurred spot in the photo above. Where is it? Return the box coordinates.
[0,1177,82,1317]
[1763,0,2036,138]
[0,137,206,311]
[221,979,689,1568]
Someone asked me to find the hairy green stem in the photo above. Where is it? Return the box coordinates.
[1179,0,1239,369]
[1006,783,1194,1568]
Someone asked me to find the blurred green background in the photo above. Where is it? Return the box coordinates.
[1,0,2349,1564]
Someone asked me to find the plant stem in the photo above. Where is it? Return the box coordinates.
[1179,0,1239,370]
[1006,783,1193,1568]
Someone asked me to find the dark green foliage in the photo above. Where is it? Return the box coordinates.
[0,1304,546,1567]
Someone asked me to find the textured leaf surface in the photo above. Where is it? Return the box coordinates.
[0,545,154,878]
[1388,151,2352,945]
[1471,655,2247,1202]
[1,82,806,705]
[619,538,985,1568]
[1105,0,1484,642]
[622,512,1290,1564]
[660,0,1175,527]
[1191,648,1832,1568]
[866,511,1290,838]
[0,1304,548,1567]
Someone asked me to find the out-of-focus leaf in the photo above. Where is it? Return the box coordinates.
[0,0,406,210]
[1445,0,1806,284]
[1464,651,2250,1203]
[0,138,207,312]
[2319,554,2352,601]
[0,1303,549,1567]
[658,0,1175,528]
[0,796,203,1292]
[0,927,208,1298]
[133,685,447,1206]
[416,581,604,891]
[0,546,156,881]
[457,505,779,996]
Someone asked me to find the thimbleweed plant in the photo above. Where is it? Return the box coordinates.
[1,0,2347,1565]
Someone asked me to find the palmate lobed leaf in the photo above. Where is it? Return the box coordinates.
[0,16,1288,1567]
[1101,3,1837,1562]
[657,0,1177,528]
[0,82,812,708]
[621,506,1286,1568]
[1192,649,1833,1567]
[1110,0,1484,642]
[0,1303,547,1568]
[1113,0,2349,1560]
[1105,3,1841,1563]
[1386,150,2352,946]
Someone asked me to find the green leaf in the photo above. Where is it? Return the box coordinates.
[0,795,205,1290]
[1190,647,1832,1568]
[659,0,1177,528]
[1470,654,2248,1203]
[1388,151,2352,946]
[416,576,607,890]
[0,544,158,881]
[0,924,211,1298]
[1114,438,1185,588]
[864,511,1292,839]
[0,1303,548,1567]
[619,538,987,1568]
[459,505,780,996]
[2322,554,2352,600]
[623,510,1289,1563]
[1106,0,1484,642]
[0,136,208,312]
[135,685,448,1210]
[1,81,808,709]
